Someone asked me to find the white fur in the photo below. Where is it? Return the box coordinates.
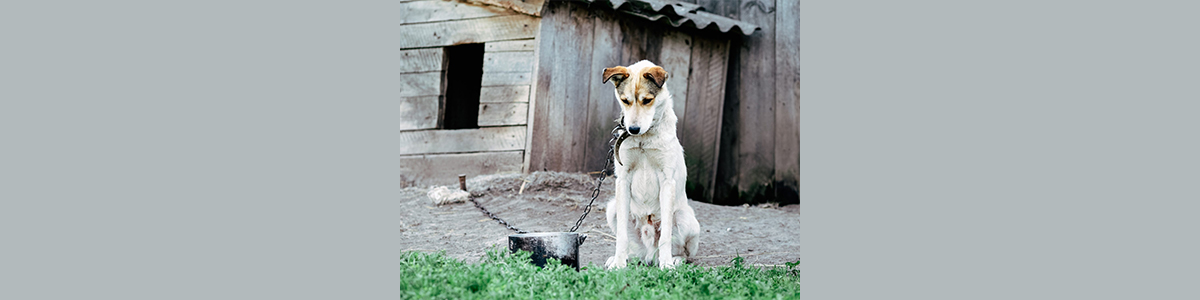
[604,60,701,270]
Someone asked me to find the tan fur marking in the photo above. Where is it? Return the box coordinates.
[642,66,668,87]
[602,66,629,84]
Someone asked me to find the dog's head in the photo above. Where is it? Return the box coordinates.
[602,60,669,136]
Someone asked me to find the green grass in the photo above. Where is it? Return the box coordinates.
[400,248,800,299]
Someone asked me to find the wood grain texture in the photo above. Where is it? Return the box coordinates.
[399,150,524,186]
[400,95,439,131]
[716,0,777,203]
[659,30,692,134]
[399,14,539,49]
[694,0,737,200]
[400,0,516,25]
[556,2,595,172]
[521,4,546,173]
[485,39,537,52]
[526,1,560,172]
[528,1,594,172]
[617,15,663,66]
[399,48,444,74]
[399,71,442,97]
[583,9,624,172]
[478,102,528,126]
[483,51,535,73]
[481,71,531,86]
[467,0,545,16]
[479,85,530,103]
[682,37,730,202]
[398,126,526,155]
[773,0,799,204]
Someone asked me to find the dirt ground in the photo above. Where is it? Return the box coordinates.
[400,172,799,268]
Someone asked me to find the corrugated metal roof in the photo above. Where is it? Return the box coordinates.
[568,0,761,36]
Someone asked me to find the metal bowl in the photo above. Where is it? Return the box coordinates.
[508,232,587,270]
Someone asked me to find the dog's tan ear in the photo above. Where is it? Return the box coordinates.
[602,66,629,84]
[643,66,668,87]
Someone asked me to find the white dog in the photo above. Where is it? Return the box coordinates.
[602,60,701,269]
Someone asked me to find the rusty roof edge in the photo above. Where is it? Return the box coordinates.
[567,0,761,36]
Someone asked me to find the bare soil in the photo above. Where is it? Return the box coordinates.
[400,171,799,268]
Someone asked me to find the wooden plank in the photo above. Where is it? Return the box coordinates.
[469,0,545,17]
[398,126,526,155]
[542,2,573,171]
[528,1,594,172]
[436,45,451,128]
[483,51,535,73]
[398,15,539,49]
[481,71,531,86]
[400,95,439,131]
[485,39,537,52]
[556,3,596,172]
[774,0,800,204]
[400,0,516,25]
[582,10,624,173]
[399,71,442,97]
[617,14,662,66]
[683,37,730,202]
[659,30,692,135]
[526,1,561,173]
[716,0,777,203]
[520,1,549,174]
[479,85,530,103]
[399,151,524,187]
[478,102,528,126]
[399,48,444,74]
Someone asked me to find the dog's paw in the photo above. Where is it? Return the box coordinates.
[605,256,628,269]
[659,256,682,269]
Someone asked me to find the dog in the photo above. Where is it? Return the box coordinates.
[601,60,701,269]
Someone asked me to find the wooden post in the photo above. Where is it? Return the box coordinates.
[458,174,467,191]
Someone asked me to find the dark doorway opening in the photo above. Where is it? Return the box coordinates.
[441,43,485,129]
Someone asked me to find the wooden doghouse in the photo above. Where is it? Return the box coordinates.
[398,0,543,186]
[399,0,796,205]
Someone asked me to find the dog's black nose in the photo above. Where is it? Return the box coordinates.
[627,126,641,134]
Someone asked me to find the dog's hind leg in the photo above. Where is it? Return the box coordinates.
[672,204,701,264]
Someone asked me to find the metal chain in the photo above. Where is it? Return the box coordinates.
[469,196,527,234]
[471,118,626,234]
[569,123,626,233]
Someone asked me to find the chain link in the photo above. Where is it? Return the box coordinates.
[471,118,627,234]
[569,124,626,233]
[469,196,527,234]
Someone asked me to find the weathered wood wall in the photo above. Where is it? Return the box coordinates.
[397,0,800,204]
[398,0,540,186]
[693,0,799,205]
[526,1,732,202]
[774,0,800,204]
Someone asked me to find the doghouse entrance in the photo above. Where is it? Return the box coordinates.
[440,43,485,129]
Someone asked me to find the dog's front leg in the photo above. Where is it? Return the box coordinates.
[657,172,679,269]
[605,176,631,269]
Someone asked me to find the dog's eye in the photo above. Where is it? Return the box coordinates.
[641,97,652,105]
[620,97,630,105]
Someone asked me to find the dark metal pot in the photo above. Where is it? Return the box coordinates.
[508,232,587,270]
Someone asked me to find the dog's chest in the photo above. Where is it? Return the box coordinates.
[620,136,675,214]
[627,168,661,212]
